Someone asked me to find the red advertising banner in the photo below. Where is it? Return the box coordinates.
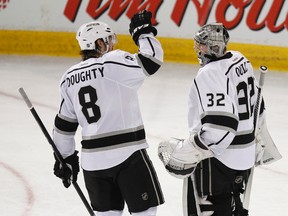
[64,0,288,33]
[0,0,10,11]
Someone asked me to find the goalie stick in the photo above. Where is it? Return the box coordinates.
[242,66,267,212]
[18,87,96,216]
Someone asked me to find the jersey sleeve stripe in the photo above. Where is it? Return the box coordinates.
[201,113,239,132]
[54,114,78,133]
[230,132,255,146]
[137,53,161,75]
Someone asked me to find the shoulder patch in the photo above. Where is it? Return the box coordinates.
[125,55,135,61]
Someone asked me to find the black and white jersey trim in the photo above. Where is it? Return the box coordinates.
[60,61,141,86]
[200,111,239,134]
[145,36,156,57]
[137,54,161,75]
[226,78,230,95]
[224,57,248,75]
[140,149,165,204]
[230,132,255,147]
[214,132,230,146]
[137,36,162,76]
[194,79,205,112]
[81,126,146,152]
[54,114,78,134]
[68,61,141,75]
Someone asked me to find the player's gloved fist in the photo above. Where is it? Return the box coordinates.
[53,151,80,188]
[129,10,157,45]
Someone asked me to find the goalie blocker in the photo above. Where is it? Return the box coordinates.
[158,133,213,179]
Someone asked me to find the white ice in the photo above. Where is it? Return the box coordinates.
[0,55,287,216]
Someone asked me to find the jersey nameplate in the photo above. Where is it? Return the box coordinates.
[66,67,104,87]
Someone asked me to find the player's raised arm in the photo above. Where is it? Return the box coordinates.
[129,10,163,75]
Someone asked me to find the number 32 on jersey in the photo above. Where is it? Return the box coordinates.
[205,76,255,121]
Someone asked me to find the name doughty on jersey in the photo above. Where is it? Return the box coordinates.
[66,66,104,87]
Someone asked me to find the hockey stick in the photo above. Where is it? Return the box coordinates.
[18,87,96,216]
[242,66,268,212]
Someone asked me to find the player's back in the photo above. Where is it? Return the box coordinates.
[224,51,257,134]
[61,50,146,135]
[59,50,149,170]
[213,50,257,169]
[190,50,257,170]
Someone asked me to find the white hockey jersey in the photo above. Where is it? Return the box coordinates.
[188,51,261,170]
[53,34,163,171]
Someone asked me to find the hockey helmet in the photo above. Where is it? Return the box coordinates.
[76,21,117,51]
[194,23,230,66]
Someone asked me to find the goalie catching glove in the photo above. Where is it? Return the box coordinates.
[53,150,80,188]
[158,134,213,179]
[129,10,157,45]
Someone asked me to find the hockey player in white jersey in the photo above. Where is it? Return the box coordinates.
[52,10,164,216]
[158,23,266,215]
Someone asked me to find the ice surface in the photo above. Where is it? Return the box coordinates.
[0,55,287,216]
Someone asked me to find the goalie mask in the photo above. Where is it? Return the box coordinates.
[194,23,230,66]
[76,21,117,51]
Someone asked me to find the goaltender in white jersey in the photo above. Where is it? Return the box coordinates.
[53,10,164,216]
[158,23,269,216]
[188,49,257,171]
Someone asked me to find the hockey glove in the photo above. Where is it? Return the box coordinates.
[129,10,157,45]
[158,134,213,179]
[53,150,79,188]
